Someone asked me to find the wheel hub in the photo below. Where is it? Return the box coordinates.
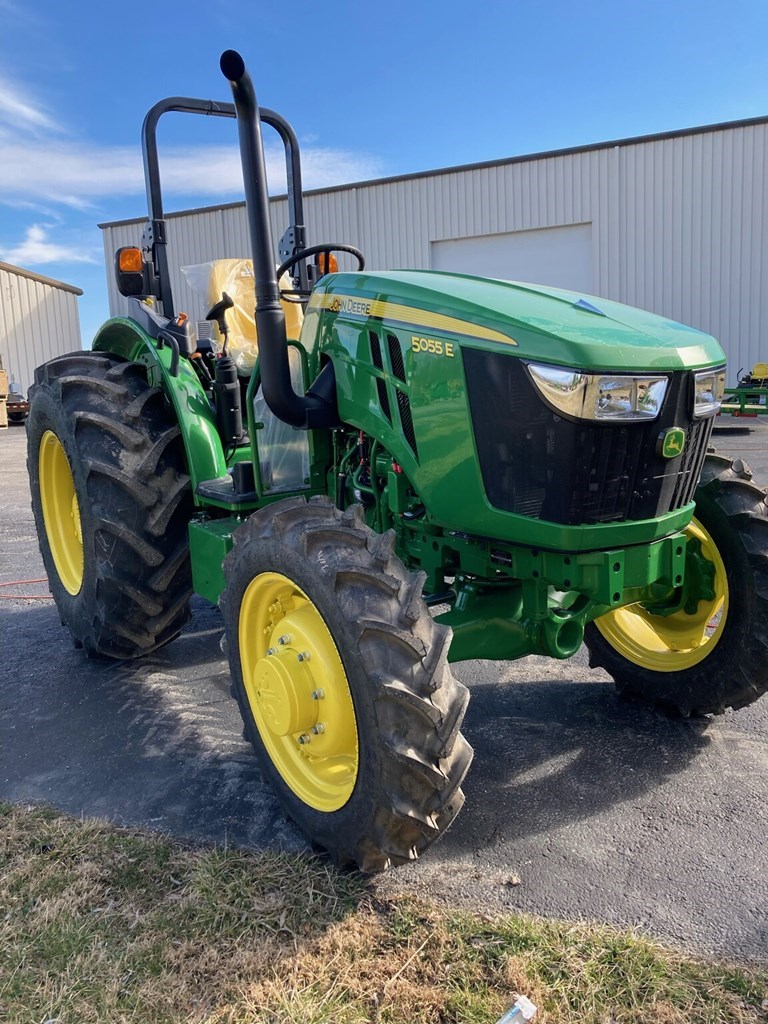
[238,572,358,811]
[252,651,315,737]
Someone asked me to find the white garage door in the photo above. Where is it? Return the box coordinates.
[431,222,593,294]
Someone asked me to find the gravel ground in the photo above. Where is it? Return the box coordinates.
[1,419,766,961]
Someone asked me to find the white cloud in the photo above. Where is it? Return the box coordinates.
[0,73,58,136]
[0,64,381,209]
[0,224,99,266]
[0,140,381,208]
[0,197,65,218]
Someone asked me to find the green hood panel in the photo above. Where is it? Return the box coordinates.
[313,269,724,545]
[316,270,725,371]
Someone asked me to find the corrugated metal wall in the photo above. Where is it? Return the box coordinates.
[0,264,83,395]
[102,121,768,383]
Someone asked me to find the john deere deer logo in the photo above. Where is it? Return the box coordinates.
[658,427,686,459]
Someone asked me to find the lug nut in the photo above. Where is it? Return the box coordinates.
[311,723,325,735]
[278,634,291,645]
[297,651,311,662]
[266,647,278,656]
[297,733,311,745]
[311,688,325,700]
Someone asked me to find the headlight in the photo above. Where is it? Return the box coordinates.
[527,363,669,422]
[693,369,726,417]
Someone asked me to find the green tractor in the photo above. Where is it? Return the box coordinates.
[27,50,768,871]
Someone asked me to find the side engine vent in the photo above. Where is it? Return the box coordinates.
[396,388,418,459]
[369,331,384,370]
[369,331,392,422]
[387,334,407,382]
[376,380,392,422]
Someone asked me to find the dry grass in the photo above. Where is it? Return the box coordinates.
[0,803,765,1024]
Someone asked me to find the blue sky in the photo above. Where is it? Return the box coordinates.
[2,0,768,345]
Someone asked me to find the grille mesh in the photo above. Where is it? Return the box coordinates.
[369,331,391,422]
[369,331,384,370]
[387,334,406,381]
[376,379,392,422]
[396,388,418,458]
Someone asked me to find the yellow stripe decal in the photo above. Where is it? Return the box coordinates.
[308,292,517,346]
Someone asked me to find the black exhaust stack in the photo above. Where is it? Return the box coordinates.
[220,49,337,429]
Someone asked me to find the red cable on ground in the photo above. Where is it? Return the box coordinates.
[0,578,49,586]
[0,578,53,600]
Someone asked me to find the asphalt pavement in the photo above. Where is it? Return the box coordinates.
[1,420,766,961]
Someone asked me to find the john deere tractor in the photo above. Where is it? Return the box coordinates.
[27,50,768,871]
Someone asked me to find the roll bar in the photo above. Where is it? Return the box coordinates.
[137,51,336,428]
[141,96,308,316]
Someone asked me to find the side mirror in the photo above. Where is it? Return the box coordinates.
[115,246,152,298]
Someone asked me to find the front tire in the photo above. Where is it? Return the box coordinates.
[585,454,768,715]
[220,495,473,872]
[28,352,193,659]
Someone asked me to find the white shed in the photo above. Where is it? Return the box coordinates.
[100,114,768,384]
[0,262,83,395]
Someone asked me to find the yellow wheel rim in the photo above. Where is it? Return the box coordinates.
[38,430,84,596]
[238,572,358,811]
[595,517,728,672]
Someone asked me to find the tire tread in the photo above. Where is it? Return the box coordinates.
[28,352,193,659]
[221,495,472,871]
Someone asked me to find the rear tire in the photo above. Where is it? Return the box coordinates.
[28,352,193,659]
[585,454,768,715]
[220,495,473,872]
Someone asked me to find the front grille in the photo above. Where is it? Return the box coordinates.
[463,349,714,526]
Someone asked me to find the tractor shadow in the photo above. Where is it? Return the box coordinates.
[2,597,712,864]
[443,659,712,856]
[0,597,307,855]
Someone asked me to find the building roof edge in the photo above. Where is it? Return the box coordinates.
[98,112,768,230]
[0,261,84,296]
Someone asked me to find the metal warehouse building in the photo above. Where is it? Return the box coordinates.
[101,114,768,384]
[0,262,83,394]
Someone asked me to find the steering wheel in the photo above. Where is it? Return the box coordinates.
[276,243,365,300]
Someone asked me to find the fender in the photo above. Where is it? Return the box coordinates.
[93,317,227,497]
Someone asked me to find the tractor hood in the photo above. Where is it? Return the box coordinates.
[312,270,725,371]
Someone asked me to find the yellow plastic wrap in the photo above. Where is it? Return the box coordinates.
[181,258,304,373]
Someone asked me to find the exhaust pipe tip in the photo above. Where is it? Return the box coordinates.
[220,49,245,82]
[219,47,339,430]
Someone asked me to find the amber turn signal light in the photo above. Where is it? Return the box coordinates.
[118,247,144,273]
[115,246,151,298]
[316,252,338,275]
